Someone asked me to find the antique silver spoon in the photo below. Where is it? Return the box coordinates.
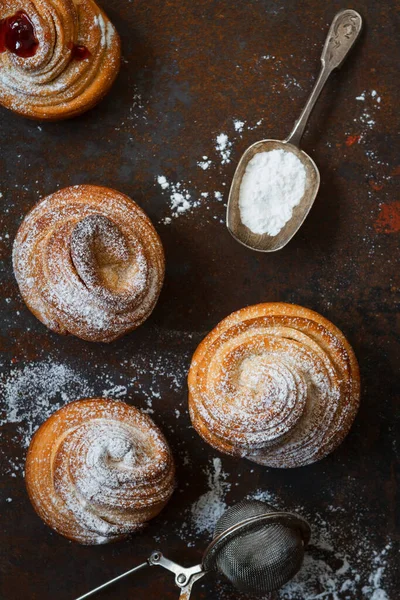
[226,9,362,252]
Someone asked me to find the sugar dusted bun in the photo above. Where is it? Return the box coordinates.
[188,303,360,468]
[13,185,165,342]
[0,0,120,119]
[25,398,175,544]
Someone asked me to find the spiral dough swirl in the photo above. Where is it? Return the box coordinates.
[0,0,120,119]
[188,303,360,468]
[13,185,165,342]
[25,398,175,544]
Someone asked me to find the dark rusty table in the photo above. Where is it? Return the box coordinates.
[0,1,399,599]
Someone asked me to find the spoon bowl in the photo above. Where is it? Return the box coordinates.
[227,140,320,252]
[226,9,362,252]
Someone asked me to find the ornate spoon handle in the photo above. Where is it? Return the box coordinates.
[286,9,362,146]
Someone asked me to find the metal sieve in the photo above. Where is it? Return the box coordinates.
[75,499,311,599]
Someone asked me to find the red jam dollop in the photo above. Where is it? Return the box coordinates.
[0,11,38,58]
[68,42,91,61]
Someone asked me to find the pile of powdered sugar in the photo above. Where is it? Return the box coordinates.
[239,149,307,236]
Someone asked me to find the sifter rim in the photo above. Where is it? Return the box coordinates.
[202,511,311,571]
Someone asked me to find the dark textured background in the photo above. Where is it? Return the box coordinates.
[0,0,399,599]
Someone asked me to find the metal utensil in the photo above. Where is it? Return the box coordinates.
[226,9,363,252]
[75,500,311,599]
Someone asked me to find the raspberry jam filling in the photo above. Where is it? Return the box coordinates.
[68,42,91,61]
[0,11,38,58]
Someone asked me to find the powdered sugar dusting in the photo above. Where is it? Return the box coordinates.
[0,0,120,119]
[350,89,382,139]
[0,341,190,475]
[155,118,264,224]
[198,157,213,170]
[233,119,245,133]
[188,306,359,468]
[26,399,174,544]
[191,457,230,534]
[0,361,92,451]
[216,133,232,164]
[146,464,397,599]
[156,176,197,219]
[247,490,394,600]
[13,185,164,342]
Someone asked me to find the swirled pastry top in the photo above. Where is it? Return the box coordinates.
[25,398,175,544]
[13,185,165,342]
[0,0,120,119]
[188,303,360,468]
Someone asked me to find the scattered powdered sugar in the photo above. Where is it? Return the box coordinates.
[156,175,198,220]
[356,90,381,105]
[156,174,224,222]
[124,86,149,128]
[157,175,169,190]
[238,149,307,235]
[102,384,128,398]
[197,157,213,170]
[148,464,397,599]
[157,118,265,224]
[0,362,92,451]
[351,89,382,136]
[283,74,303,90]
[215,133,232,164]
[122,347,190,415]
[247,490,394,600]
[0,345,190,474]
[190,457,231,534]
[345,89,393,216]
[233,119,245,133]
[281,529,392,600]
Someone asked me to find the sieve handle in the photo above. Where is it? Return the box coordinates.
[149,551,206,594]
[74,551,205,600]
[179,572,207,599]
[74,561,150,599]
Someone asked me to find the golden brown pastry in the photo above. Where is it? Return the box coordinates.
[13,185,165,342]
[25,398,175,544]
[188,303,360,468]
[0,0,120,119]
